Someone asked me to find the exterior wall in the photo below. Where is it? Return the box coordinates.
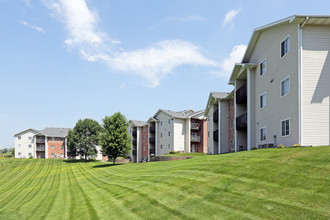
[141,126,149,161]
[47,137,66,159]
[173,118,186,152]
[156,112,174,155]
[15,130,37,158]
[301,25,330,146]
[203,120,208,153]
[220,100,229,153]
[228,98,235,152]
[190,118,204,153]
[207,105,214,154]
[249,23,300,147]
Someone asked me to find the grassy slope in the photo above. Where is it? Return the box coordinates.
[0,147,329,220]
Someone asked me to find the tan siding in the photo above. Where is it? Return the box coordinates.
[220,100,229,153]
[301,25,330,146]
[207,106,213,154]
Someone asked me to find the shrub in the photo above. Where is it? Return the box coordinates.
[169,151,175,154]
[251,147,258,150]
[278,144,286,148]
[29,156,33,159]
[292,144,300,147]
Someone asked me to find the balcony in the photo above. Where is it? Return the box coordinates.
[36,146,45,151]
[191,136,201,142]
[149,137,155,144]
[132,140,137,146]
[149,149,155,155]
[132,130,137,136]
[36,138,45,144]
[191,123,200,130]
[149,126,155,133]
[132,150,137,155]
[236,83,247,104]
[213,110,218,122]
[236,112,247,130]
[213,129,218,141]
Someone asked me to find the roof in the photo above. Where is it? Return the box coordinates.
[129,120,147,127]
[204,91,232,116]
[36,127,70,137]
[190,110,206,119]
[243,15,330,63]
[14,128,39,137]
[155,109,195,119]
[210,92,230,100]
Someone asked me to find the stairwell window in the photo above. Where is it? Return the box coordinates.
[260,93,266,108]
[260,60,266,76]
[281,36,290,57]
[168,131,170,136]
[61,145,64,150]
[281,77,290,97]
[51,145,54,149]
[260,127,267,141]
[281,119,290,136]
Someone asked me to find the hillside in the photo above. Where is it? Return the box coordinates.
[0,146,329,219]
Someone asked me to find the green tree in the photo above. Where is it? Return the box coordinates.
[67,118,102,161]
[99,112,131,164]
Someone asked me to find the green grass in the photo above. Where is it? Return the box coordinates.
[163,152,207,156]
[0,147,329,219]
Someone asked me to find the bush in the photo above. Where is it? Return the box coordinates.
[169,151,175,154]
[279,144,286,148]
[29,156,33,159]
[251,147,258,150]
[292,144,300,147]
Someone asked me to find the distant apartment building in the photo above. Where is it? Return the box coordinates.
[128,120,148,163]
[205,92,235,154]
[228,15,330,150]
[14,127,70,159]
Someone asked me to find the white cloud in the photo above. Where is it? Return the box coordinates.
[42,0,218,87]
[211,44,246,79]
[21,21,45,33]
[222,8,241,29]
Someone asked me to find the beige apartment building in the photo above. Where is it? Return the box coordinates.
[229,15,330,150]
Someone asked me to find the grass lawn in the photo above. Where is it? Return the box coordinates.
[0,146,329,219]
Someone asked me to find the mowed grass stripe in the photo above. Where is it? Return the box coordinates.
[0,159,31,186]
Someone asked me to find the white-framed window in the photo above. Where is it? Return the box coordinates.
[281,119,290,137]
[168,119,171,124]
[281,77,290,97]
[51,153,55,157]
[18,136,21,140]
[260,93,266,108]
[28,145,32,148]
[18,152,21,156]
[61,153,64,158]
[160,133,163,138]
[161,121,163,126]
[168,131,170,136]
[51,145,55,149]
[29,136,32,140]
[260,59,266,76]
[28,153,32,157]
[260,127,267,141]
[61,145,64,150]
[281,36,290,57]
[168,144,170,149]
[160,144,163,149]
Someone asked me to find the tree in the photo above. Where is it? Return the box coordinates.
[67,118,101,161]
[99,112,131,164]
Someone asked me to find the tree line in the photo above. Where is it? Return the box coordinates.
[67,112,131,164]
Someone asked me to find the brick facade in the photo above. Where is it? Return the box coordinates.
[141,126,149,160]
[47,137,66,159]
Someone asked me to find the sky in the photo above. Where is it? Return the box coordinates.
[0,0,329,148]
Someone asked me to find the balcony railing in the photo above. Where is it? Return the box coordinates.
[236,112,247,130]
[191,123,200,130]
[191,136,201,142]
[213,110,218,122]
[132,140,137,146]
[149,137,155,144]
[132,150,137,155]
[132,130,137,136]
[149,126,155,133]
[36,139,45,144]
[213,129,218,141]
[149,149,155,155]
[36,146,45,151]
[236,83,247,104]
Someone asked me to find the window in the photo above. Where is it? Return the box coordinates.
[281,36,290,57]
[29,136,32,140]
[281,77,290,97]
[168,119,171,124]
[161,121,163,126]
[160,133,163,138]
[28,145,32,148]
[260,93,266,108]
[260,127,267,141]
[18,152,21,156]
[168,131,170,136]
[281,119,290,136]
[168,144,170,149]
[51,153,55,157]
[260,60,266,76]
[18,136,21,140]
[230,119,234,128]
[29,153,32,157]
[61,145,64,150]
[51,145,55,149]
[60,137,64,141]
[160,145,163,149]
[50,137,55,141]
[61,153,64,158]
[18,144,21,147]
[208,131,210,137]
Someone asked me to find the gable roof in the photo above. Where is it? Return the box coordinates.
[129,120,147,127]
[14,128,39,137]
[154,109,195,119]
[204,91,232,116]
[36,127,70,137]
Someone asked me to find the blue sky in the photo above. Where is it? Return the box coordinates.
[0,0,329,148]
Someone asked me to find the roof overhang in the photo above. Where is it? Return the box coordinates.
[228,63,256,85]
[14,128,39,137]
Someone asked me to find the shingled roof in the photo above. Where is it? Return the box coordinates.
[157,109,195,119]
[129,120,147,127]
[37,127,71,137]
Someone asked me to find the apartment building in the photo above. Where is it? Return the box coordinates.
[229,15,330,150]
[128,120,148,163]
[205,91,235,154]
[14,127,70,159]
